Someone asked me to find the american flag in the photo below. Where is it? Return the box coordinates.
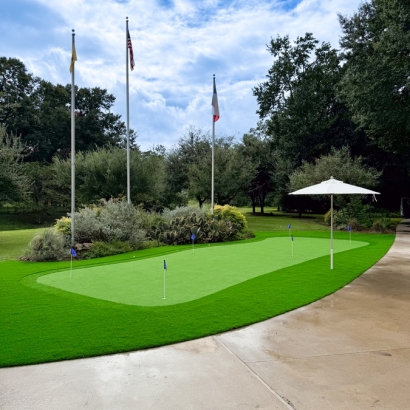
[211,76,219,122]
[127,30,135,71]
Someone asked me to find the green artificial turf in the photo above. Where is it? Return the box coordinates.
[37,237,368,306]
[0,231,394,368]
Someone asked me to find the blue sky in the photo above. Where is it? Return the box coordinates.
[1,0,361,151]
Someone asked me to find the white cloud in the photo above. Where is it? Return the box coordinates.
[1,0,362,150]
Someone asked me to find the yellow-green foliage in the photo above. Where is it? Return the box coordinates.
[213,205,247,231]
[55,216,71,235]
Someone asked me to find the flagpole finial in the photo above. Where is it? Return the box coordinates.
[72,29,75,34]
[126,16,128,20]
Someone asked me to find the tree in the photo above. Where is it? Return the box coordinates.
[238,128,276,213]
[0,125,30,204]
[164,127,211,207]
[52,147,165,208]
[0,57,37,134]
[0,58,136,162]
[253,34,365,207]
[289,147,380,214]
[188,136,255,207]
[338,0,410,153]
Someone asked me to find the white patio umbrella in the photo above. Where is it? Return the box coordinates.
[289,177,380,269]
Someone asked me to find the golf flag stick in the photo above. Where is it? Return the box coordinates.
[288,224,291,238]
[70,247,77,277]
[291,235,294,258]
[162,260,167,300]
[191,233,196,253]
[348,225,351,243]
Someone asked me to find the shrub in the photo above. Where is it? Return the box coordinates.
[22,229,66,261]
[150,211,242,245]
[84,240,133,259]
[98,199,146,249]
[55,199,147,249]
[347,218,361,231]
[162,205,208,223]
[55,216,71,236]
[372,218,392,233]
[213,205,247,231]
[71,206,104,243]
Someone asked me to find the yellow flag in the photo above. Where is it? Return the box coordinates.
[69,44,77,73]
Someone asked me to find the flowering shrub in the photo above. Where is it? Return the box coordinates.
[213,205,247,231]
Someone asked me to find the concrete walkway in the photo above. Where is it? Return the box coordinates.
[1,221,410,410]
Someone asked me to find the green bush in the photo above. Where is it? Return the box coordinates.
[213,205,247,231]
[55,199,147,249]
[150,211,241,245]
[162,205,208,223]
[22,229,66,261]
[55,216,71,236]
[84,240,133,259]
[372,218,392,233]
[347,218,361,231]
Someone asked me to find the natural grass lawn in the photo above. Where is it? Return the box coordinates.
[37,237,368,306]
[0,208,68,231]
[237,207,328,232]
[0,230,394,367]
[0,228,44,261]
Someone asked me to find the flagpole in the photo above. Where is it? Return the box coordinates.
[71,29,76,249]
[126,17,131,204]
[211,74,215,215]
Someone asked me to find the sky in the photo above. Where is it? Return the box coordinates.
[1,0,362,151]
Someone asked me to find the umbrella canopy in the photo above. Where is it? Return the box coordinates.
[289,177,380,196]
[289,177,380,269]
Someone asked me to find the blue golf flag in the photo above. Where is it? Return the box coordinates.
[70,248,77,257]
[288,224,291,229]
[191,233,196,241]
[164,260,167,271]
[347,225,351,231]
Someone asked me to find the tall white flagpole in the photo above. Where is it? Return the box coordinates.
[126,17,131,204]
[70,29,76,248]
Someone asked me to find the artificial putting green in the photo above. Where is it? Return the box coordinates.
[0,231,395,367]
[37,237,368,306]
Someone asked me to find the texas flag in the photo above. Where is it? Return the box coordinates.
[211,75,219,122]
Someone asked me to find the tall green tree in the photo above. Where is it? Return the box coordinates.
[238,128,276,213]
[52,147,165,208]
[253,34,365,207]
[164,127,210,207]
[0,57,38,140]
[0,125,30,204]
[188,136,255,207]
[338,0,410,153]
[0,58,136,162]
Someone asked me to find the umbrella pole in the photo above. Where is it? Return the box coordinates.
[331,194,334,270]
